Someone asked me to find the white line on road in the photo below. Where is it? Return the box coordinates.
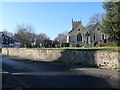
[11,71,77,76]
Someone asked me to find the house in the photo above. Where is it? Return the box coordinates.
[67,20,110,47]
[0,32,21,48]
[13,40,21,48]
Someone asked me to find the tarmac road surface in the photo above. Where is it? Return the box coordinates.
[2,55,119,89]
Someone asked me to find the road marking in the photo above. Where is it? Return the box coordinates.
[12,71,77,76]
[0,71,9,74]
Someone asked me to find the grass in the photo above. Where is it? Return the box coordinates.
[26,46,120,51]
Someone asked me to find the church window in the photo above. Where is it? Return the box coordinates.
[77,34,82,41]
[102,34,105,40]
[98,28,100,31]
[78,29,80,31]
[93,34,96,41]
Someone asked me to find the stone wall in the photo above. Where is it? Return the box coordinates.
[2,48,119,70]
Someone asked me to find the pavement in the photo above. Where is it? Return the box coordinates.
[1,55,120,89]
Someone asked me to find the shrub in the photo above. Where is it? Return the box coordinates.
[96,42,115,47]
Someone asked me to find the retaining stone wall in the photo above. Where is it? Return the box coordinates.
[2,48,119,70]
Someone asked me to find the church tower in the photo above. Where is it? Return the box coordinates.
[72,18,82,29]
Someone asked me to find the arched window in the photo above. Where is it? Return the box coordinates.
[102,34,104,40]
[77,34,82,41]
[93,34,96,41]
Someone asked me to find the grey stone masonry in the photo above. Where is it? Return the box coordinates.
[68,21,109,47]
[2,48,119,70]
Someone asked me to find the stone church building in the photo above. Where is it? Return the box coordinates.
[67,20,110,47]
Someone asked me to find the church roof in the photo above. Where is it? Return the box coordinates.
[88,22,103,32]
[69,25,78,34]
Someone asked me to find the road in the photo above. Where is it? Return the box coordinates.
[2,55,119,89]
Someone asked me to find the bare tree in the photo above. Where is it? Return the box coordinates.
[88,13,105,25]
[36,33,49,47]
[14,24,34,47]
[86,13,105,30]
[54,32,68,44]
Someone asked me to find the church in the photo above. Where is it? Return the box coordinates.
[67,19,110,47]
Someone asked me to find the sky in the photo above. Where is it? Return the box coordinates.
[1,2,105,40]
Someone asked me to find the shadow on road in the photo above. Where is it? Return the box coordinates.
[2,72,112,88]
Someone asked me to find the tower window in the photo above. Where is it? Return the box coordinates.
[78,29,80,31]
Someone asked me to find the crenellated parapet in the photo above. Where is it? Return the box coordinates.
[72,19,82,28]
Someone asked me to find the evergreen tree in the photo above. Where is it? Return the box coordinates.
[103,1,120,45]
